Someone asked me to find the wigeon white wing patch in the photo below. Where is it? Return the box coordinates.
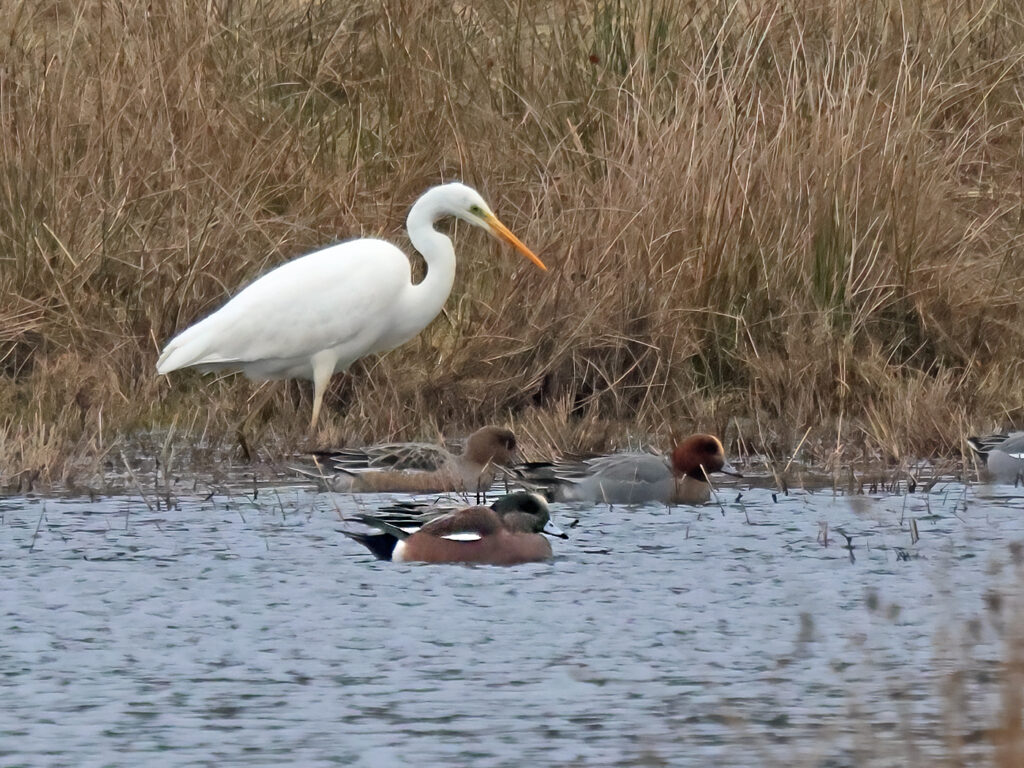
[392,540,409,562]
[441,531,483,542]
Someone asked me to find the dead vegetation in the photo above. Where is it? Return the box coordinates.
[2,0,1024,485]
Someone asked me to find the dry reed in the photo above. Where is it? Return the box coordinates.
[2,0,1024,485]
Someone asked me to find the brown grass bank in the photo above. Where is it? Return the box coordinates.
[2,0,1024,486]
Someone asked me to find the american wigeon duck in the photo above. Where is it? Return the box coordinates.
[513,433,741,505]
[294,426,518,493]
[966,432,1024,483]
[342,491,566,565]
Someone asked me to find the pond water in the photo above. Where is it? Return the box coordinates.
[2,465,1023,767]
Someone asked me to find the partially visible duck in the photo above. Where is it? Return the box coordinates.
[342,491,566,565]
[293,425,518,493]
[513,433,741,505]
[966,432,1024,483]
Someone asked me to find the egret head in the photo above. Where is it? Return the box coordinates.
[441,183,547,271]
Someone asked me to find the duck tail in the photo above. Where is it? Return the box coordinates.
[341,530,399,561]
[966,434,1009,459]
[966,436,988,458]
[506,463,565,502]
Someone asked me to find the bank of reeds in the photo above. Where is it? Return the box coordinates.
[2,0,1024,485]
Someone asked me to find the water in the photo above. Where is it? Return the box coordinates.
[2,469,1023,767]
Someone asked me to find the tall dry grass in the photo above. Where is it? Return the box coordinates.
[2,0,1024,483]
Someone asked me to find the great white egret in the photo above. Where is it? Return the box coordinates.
[156,183,546,428]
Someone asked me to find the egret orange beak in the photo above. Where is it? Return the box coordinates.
[485,213,547,271]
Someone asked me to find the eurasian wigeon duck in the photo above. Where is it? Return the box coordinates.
[967,432,1024,483]
[293,425,518,493]
[342,491,566,565]
[513,433,741,505]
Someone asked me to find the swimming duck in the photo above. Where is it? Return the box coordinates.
[294,425,517,493]
[966,432,1024,483]
[342,491,566,565]
[513,433,741,505]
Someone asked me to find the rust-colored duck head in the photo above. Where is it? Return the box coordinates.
[463,426,518,468]
[669,434,741,481]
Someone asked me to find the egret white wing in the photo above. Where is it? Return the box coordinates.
[157,239,410,375]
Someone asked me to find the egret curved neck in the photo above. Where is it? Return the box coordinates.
[397,195,458,336]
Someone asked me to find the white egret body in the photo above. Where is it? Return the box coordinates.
[156,183,545,427]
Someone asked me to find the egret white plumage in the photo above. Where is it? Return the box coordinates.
[156,183,546,428]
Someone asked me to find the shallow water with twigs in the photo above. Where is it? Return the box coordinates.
[3,468,1023,767]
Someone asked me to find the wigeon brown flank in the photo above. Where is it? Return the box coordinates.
[294,426,518,493]
[513,433,741,506]
[342,492,566,566]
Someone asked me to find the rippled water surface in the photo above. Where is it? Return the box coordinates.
[3,470,1024,766]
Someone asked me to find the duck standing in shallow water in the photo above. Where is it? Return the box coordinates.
[342,492,566,565]
[513,433,741,505]
[293,426,518,494]
[967,432,1024,484]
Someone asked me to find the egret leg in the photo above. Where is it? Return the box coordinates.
[309,356,336,430]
